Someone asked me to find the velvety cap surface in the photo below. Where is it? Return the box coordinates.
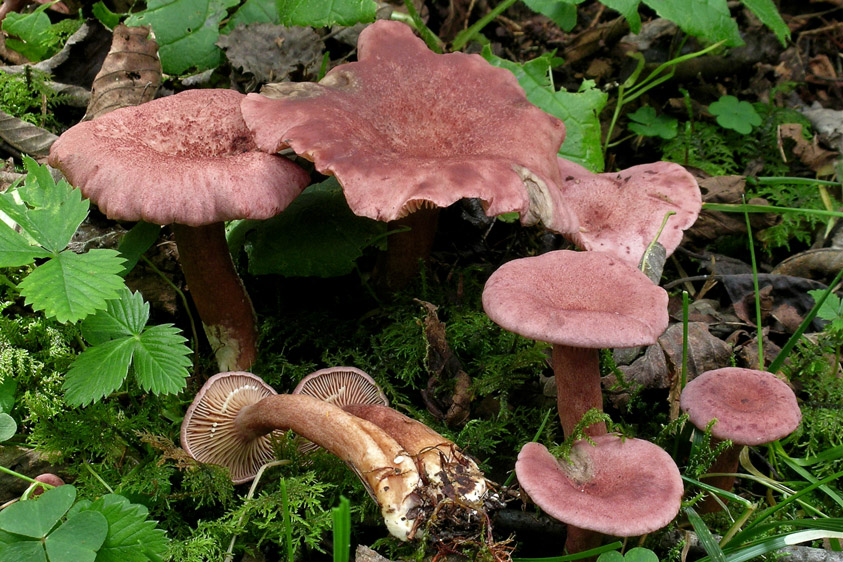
[680,367,801,445]
[49,89,310,226]
[181,371,280,484]
[240,20,576,232]
[482,250,669,348]
[557,158,701,267]
[515,437,683,536]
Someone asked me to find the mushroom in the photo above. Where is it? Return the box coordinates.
[240,20,576,289]
[680,367,801,512]
[555,158,702,269]
[48,89,310,371]
[482,250,669,439]
[180,371,423,540]
[515,437,683,553]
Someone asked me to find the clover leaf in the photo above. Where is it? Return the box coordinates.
[628,106,678,139]
[708,95,762,134]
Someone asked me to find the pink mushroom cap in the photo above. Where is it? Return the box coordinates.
[680,367,801,445]
[48,89,310,226]
[557,158,701,267]
[516,436,683,536]
[482,250,669,349]
[240,20,576,232]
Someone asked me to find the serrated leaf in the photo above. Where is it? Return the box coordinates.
[482,48,607,171]
[78,495,168,562]
[237,179,386,278]
[0,157,89,254]
[131,324,191,395]
[642,0,743,47]
[125,0,239,75]
[45,510,108,562]
[18,249,126,324]
[740,0,789,47]
[809,289,842,322]
[0,485,76,538]
[276,0,377,27]
[81,288,150,345]
[0,220,50,267]
[63,338,136,406]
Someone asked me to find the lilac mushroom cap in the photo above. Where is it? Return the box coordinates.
[293,366,388,408]
[556,158,702,268]
[240,20,576,233]
[680,367,801,445]
[515,437,683,536]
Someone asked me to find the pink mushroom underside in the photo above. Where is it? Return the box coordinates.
[556,158,701,267]
[240,20,576,232]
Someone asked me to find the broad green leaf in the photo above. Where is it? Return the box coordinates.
[482,48,607,171]
[44,510,108,562]
[0,485,76,538]
[117,221,161,276]
[236,179,386,278]
[624,547,659,562]
[0,377,15,414]
[78,495,168,562]
[740,0,789,46]
[600,0,642,33]
[0,413,16,442]
[597,552,625,562]
[642,0,743,47]
[92,1,121,29]
[708,95,761,134]
[0,220,50,267]
[0,541,48,562]
[131,324,191,396]
[0,158,89,254]
[17,249,126,324]
[276,0,377,27]
[81,288,150,345]
[1,5,53,61]
[63,338,136,406]
[521,0,579,31]
[628,106,678,139]
[223,0,279,32]
[126,0,239,74]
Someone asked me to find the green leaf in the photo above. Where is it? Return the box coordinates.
[627,106,678,139]
[624,547,659,562]
[223,0,279,32]
[808,289,842,322]
[44,510,108,562]
[17,249,126,324]
[708,95,762,134]
[0,413,16,442]
[0,377,15,414]
[125,0,239,75]
[0,220,50,267]
[642,0,743,46]
[482,48,608,171]
[235,178,386,278]
[0,541,48,562]
[0,485,76,539]
[521,0,579,32]
[78,495,168,562]
[0,157,89,254]
[81,288,150,345]
[1,5,53,61]
[740,0,789,46]
[599,0,642,33]
[130,324,191,396]
[597,552,625,562]
[63,338,136,406]
[116,222,161,276]
[92,2,122,29]
[276,0,377,27]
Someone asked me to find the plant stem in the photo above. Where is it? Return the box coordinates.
[452,0,519,51]
[742,197,764,368]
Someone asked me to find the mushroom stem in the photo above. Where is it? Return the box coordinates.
[172,222,257,372]
[551,345,607,438]
[233,394,422,540]
[697,441,742,513]
[373,206,440,291]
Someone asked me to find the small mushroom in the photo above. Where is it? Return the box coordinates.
[180,371,423,541]
[515,437,683,553]
[482,250,669,438]
[680,367,801,512]
[556,158,702,268]
[48,89,310,371]
[241,20,576,288]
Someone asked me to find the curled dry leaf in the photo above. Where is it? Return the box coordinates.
[0,109,58,160]
[217,24,324,84]
[685,175,778,243]
[85,24,162,121]
[773,248,843,283]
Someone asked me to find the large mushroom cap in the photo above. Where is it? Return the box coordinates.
[181,371,281,484]
[482,250,669,348]
[680,367,801,445]
[557,158,701,267]
[240,20,575,232]
[48,89,310,226]
[515,437,683,536]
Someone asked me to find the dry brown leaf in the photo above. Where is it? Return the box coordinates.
[777,123,838,176]
[0,109,58,160]
[85,24,161,121]
[685,175,778,242]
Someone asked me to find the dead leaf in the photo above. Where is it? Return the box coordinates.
[777,123,838,176]
[85,24,161,121]
[0,109,58,160]
[218,24,324,84]
[685,175,778,242]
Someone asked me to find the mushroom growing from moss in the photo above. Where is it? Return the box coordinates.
[48,89,310,371]
[241,20,576,289]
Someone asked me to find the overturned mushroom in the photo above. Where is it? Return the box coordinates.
[181,371,421,540]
